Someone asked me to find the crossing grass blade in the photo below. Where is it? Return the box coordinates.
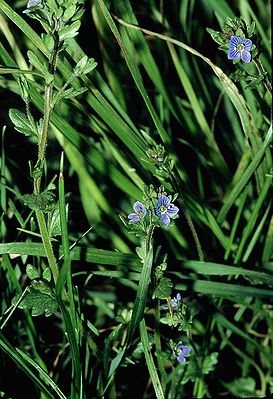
[96,0,170,145]
[218,125,272,224]
[0,331,61,399]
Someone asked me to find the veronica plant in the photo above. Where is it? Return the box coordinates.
[6,2,97,395]
[207,16,272,93]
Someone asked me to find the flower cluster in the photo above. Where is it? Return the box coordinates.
[127,195,179,227]
[171,293,182,308]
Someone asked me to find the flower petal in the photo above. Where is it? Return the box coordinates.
[133,201,146,216]
[128,213,140,223]
[176,293,182,302]
[167,204,179,217]
[177,353,186,363]
[160,212,170,226]
[157,195,170,208]
[181,346,191,355]
[241,49,251,63]
[27,0,40,6]
[242,38,252,51]
[228,48,240,60]
[230,36,241,46]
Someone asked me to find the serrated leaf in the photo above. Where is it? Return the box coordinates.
[26,264,40,280]
[9,108,36,137]
[73,57,97,76]
[21,190,56,212]
[59,20,81,41]
[53,87,88,106]
[206,28,226,45]
[12,287,58,317]
[225,377,256,397]
[153,277,173,299]
[202,352,218,375]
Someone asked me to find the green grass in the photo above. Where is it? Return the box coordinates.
[0,0,272,398]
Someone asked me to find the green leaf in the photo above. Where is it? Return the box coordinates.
[206,28,227,45]
[153,277,173,300]
[12,287,58,317]
[9,108,36,137]
[202,352,218,375]
[63,4,77,22]
[26,264,40,280]
[127,247,153,341]
[73,55,97,76]
[42,267,52,282]
[52,87,88,106]
[59,20,81,41]
[27,50,48,75]
[21,190,56,212]
[247,21,256,36]
[225,377,256,397]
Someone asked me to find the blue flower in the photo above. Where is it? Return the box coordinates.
[176,344,190,364]
[23,0,41,13]
[171,293,182,308]
[128,201,147,223]
[154,195,179,226]
[228,36,252,63]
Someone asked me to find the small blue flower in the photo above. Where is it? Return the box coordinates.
[23,0,41,13]
[171,293,182,308]
[176,344,190,364]
[154,195,179,226]
[228,36,252,63]
[128,201,147,223]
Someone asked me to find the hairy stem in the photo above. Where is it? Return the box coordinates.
[170,172,204,261]
[253,58,272,95]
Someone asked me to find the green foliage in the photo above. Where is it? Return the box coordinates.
[153,277,173,300]
[225,377,256,397]
[183,352,219,383]
[21,190,56,212]
[9,108,37,137]
[12,286,58,317]
[0,0,272,398]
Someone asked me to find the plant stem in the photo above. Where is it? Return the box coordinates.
[35,209,59,284]
[34,35,60,195]
[154,299,167,392]
[170,172,204,261]
[253,58,272,95]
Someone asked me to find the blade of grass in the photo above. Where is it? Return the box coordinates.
[127,247,153,342]
[96,0,170,145]
[262,213,273,263]
[218,125,272,224]
[139,319,165,399]
[0,331,59,399]
[234,175,272,263]
[113,0,178,119]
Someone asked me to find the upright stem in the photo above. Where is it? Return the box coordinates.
[154,299,167,392]
[170,172,204,261]
[34,36,59,195]
[32,31,61,283]
[253,58,272,95]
